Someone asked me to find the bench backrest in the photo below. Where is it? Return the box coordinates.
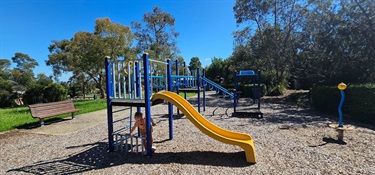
[28,100,77,118]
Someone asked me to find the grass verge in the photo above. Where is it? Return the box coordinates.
[0,92,197,133]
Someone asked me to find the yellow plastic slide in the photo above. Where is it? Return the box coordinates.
[151,91,256,163]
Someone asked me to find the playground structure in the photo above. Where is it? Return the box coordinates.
[104,53,257,163]
[329,82,353,142]
[233,70,263,118]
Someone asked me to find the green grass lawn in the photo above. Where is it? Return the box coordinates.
[0,99,107,132]
[0,92,197,133]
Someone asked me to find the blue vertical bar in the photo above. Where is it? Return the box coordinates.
[234,72,238,113]
[135,61,141,112]
[167,59,174,139]
[252,75,256,104]
[183,62,186,86]
[338,90,345,127]
[175,60,180,115]
[175,59,179,89]
[257,70,261,110]
[202,69,206,112]
[105,56,114,152]
[197,68,200,113]
[143,53,152,157]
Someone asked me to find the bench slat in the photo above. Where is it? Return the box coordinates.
[36,109,80,119]
[30,104,76,117]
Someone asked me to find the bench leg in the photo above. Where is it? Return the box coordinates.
[40,118,44,127]
[71,113,75,120]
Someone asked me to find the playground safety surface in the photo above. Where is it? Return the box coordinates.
[1,90,374,175]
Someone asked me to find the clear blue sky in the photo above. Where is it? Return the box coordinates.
[0,0,238,82]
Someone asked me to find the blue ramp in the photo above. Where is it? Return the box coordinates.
[201,77,234,100]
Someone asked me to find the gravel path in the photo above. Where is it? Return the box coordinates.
[1,91,374,175]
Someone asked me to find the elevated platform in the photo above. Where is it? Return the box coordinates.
[233,109,263,118]
[111,99,164,107]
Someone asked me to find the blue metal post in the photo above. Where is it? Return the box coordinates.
[167,59,174,139]
[183,65,187,99]
[135,61,141,112]
[338,90,345,127]
[105,56,114,152]
[197,68,200,113]
[183,62,186,86]
[143,53,152,157]
[252,74,256,104]
[175,60,180,115]
[234,72,238,113]
[257,70,261,110]
[175,59,179,88]
[202,69,206,112]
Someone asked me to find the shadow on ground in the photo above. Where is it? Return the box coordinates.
[309,137,347,147]
[8,142,252,174]
[16,117,70,130]
[159,113,185,120]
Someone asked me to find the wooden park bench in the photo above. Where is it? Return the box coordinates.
[28,100,80,126]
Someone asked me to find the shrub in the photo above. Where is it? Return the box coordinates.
[24,83,68,104]
[346,84,375,121]
[0,78,15,107]
[311,84,375,124]
[24,83,44,105]
[43,83,68,102]
[310,86,339,113]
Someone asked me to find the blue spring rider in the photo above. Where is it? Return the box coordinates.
[329,82,353,142]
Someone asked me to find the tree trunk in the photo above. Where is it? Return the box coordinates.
[98,76,105,99]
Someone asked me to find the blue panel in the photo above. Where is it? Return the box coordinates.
[239,70,255,76]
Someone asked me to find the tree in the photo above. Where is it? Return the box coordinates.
[47,18,135,98]
[188,57,202,73]
[0,59,14,107]
[205,57,233,83]
[0,59,11,80]
[233,0,307,94]
[175,56,186,75]
[11,52,38,91]
[11,52,38,72]
[0,59,11,72]
[229,44,255,72]
[36,73,53,87]
[68,72,92,98]
[132,6,180,60]
[295,0,375,86]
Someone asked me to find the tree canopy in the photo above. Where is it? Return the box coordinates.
[47,18,135,98]
[132,6,180,60]
[213,0,375,93]
[188,57,202,73]
[11,52,39,91]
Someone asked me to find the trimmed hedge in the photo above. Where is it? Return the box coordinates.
[311,86,340,113]
[311,84,375,124]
